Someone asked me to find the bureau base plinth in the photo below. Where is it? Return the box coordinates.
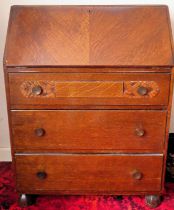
[17,194,162,208]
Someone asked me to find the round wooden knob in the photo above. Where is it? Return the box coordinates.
[135,128,145,137]
[137,86,148,96]
[132,170,143,180]
[36,171,47,180]
[32,85,43,95]
[34,128,45,137]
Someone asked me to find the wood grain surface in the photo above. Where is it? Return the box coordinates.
[9,72,170,108]
[4,5,174,67]
[3,5,174,199]
[11,110,167,152]
[15,154,163,193]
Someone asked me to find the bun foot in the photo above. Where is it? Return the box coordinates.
[19,194,35,207]
[145,195,161,208]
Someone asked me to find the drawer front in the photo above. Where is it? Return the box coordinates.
[11,110,166,152]
[15,154,163,193]
[9,73,170,108]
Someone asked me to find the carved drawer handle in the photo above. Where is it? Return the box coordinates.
[32,85,43,95]
[131,170,143,180]
[135,128,145,137]
[36,171,47,180]
[34,128,45,137]
[137,86,148,96]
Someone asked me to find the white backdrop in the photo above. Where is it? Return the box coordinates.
[0,0,174,161]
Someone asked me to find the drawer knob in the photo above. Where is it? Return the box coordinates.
[35,128,45,137]
[132,170,143,180]
[36,171,47,180]
[137,86,148,96]
[32,86,43,95]
[135,128,145,137]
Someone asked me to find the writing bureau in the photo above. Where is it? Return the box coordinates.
[3,5,174,208]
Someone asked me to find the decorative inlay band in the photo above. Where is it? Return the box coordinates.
[124,81,160,98]
[20,80,160,98]
[20,81,56,98]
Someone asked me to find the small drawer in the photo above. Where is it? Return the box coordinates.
[11,110,166,152]
[15,154,163,193]
[9,72,170,109]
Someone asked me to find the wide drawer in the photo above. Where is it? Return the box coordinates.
[11,110,166,152]
[15,154,163,193]
[9,73,170,108]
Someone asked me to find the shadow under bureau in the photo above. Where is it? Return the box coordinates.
[3,5,174,208]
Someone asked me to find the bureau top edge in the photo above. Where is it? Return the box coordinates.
[4,66,173,74]
[3,5,174,67]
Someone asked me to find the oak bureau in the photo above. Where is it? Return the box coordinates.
[3,5,174,208]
